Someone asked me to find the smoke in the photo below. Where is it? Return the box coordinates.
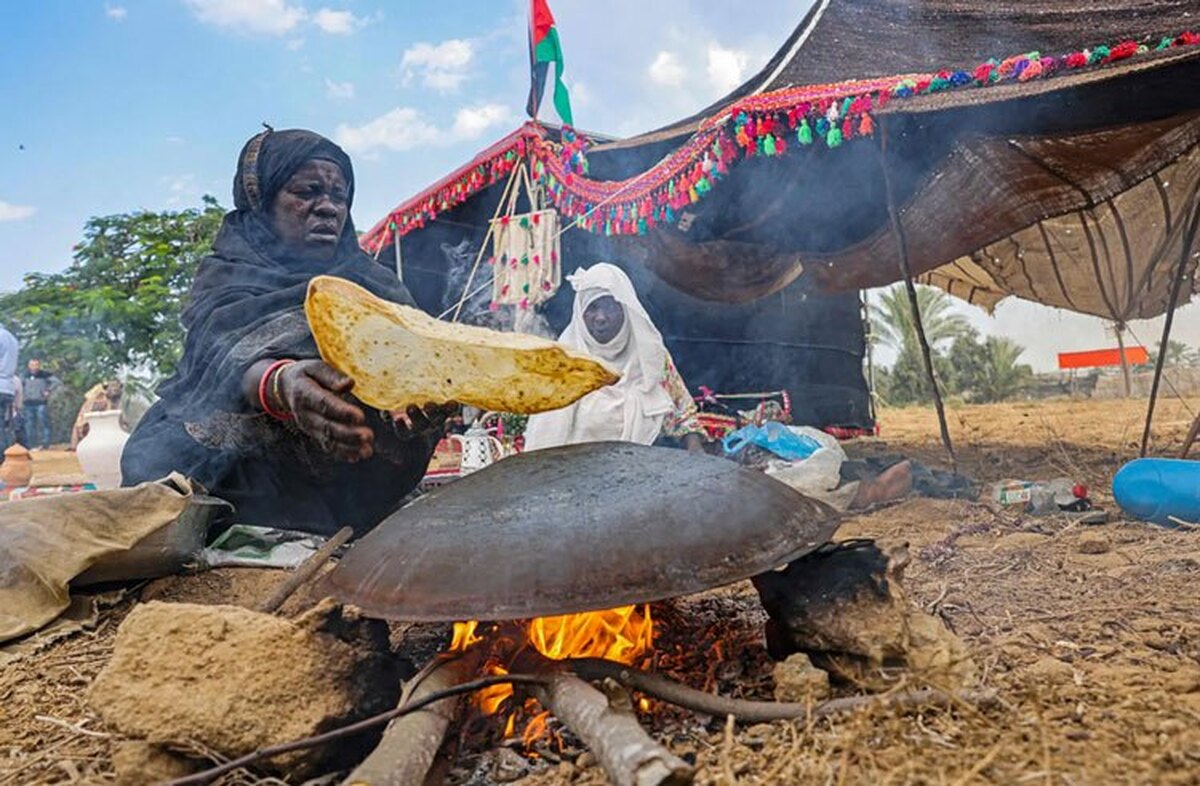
[437,238,554,338]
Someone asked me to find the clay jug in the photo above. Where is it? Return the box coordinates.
[0,443,33,488]
[76,410,129,489]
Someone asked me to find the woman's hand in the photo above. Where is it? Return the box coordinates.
[391,402,459,440]
[274,360,375,462]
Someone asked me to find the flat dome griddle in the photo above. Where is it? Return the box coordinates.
[321,442,841,622]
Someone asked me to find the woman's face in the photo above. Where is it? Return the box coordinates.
[583,295,626,344]
[269,159,349,263]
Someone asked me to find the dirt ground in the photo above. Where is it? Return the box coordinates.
[4,397,1200,784]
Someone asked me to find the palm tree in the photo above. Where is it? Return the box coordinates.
[869,285,970,405]
[975,337,1033,402]
[1150,339,1191,368]
[871,284,970,354]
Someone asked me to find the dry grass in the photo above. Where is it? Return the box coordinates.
[5,397,1200,784]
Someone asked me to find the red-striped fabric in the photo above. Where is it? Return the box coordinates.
[530,0,554,45]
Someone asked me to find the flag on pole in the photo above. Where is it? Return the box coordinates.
[526,0,573,127]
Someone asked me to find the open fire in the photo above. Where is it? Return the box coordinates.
[451,604,656,741]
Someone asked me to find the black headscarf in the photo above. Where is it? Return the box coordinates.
[122,128,433,535]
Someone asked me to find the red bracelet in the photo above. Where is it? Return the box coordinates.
[258,359,295,421]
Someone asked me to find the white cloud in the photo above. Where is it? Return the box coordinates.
[183,0,306,36]
[166,135,186,144]
[450,104,512,139]
[0,202,36,222]
[286,37,305,51]
[706,43,749,94]
[324,78,356,100]
[105,4,128,20]
[311,8,362,34]
[334,108,441,157]
[335,103,513,158]
[647,51,686,87]
[401,39,473,91]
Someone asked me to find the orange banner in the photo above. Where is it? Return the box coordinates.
[1057,347,1149,369]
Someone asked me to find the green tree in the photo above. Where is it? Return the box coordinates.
[871,285,971,354]
[0,196,224,392]
[973,337,1033,402]
[871,285,969,405]
[946,328,988,397]
[1147,339,1191,369]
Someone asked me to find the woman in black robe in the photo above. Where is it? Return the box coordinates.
[122,127,448,535]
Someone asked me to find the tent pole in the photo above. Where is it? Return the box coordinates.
[394,228,404,284]
[878,121,956,471]
[862,291,878,427]
[1141,195,1200,457]
[449,162,523,323]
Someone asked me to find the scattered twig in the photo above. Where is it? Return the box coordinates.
[258,526,354,614]
[925,583,951,615]
[950,736,1008,786]
[31,714,110,740]
[720,714,738,786]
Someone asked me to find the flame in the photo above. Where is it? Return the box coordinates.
[450,605,655,742]
[522,710,552,748]
[451,620,482,651]
[528,604,654,662]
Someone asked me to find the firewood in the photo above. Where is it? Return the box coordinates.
[342,653,480,786]
[521,654,693,786]
[259,526,354,614]
[566,657,996,723]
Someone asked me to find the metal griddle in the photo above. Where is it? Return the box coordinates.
[321,442,841,621]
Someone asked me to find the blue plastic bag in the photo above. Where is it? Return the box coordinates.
[722,422,821,462]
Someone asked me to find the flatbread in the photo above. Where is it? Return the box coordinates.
[305,276,618,414]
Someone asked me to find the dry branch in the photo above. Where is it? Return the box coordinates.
[522,655,693,786]
[259,526,354,614]
[565,658,996,723]
[342,653,479,786]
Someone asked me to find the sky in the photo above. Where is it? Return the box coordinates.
[1,0,1197,373]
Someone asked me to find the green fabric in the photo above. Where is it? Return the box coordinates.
[534,27,573,126]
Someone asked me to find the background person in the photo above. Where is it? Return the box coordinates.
[20,358,60,451]
[0,324,17,450]
[523,263,707,453]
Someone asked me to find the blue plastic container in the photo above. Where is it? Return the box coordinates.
[1112,458,1200,527]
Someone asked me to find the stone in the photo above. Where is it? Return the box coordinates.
[772,653,831,703]
[1024,656,1075,685]
[1077,536,1112,555]
[111,742,197,786]
[88,599,399,778]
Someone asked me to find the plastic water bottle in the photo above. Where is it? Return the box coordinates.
[1113,458,1200,527]
[1026,478,1077,516]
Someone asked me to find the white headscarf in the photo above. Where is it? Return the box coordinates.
[523,264,675,451]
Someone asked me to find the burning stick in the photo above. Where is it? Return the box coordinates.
[519,653,694,786]
[343,652,480,786]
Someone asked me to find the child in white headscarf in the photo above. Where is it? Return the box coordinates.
[523,263,706,452]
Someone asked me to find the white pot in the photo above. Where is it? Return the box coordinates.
[77,410,129,489]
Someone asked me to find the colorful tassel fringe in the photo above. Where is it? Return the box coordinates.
[362,29,1200,249]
